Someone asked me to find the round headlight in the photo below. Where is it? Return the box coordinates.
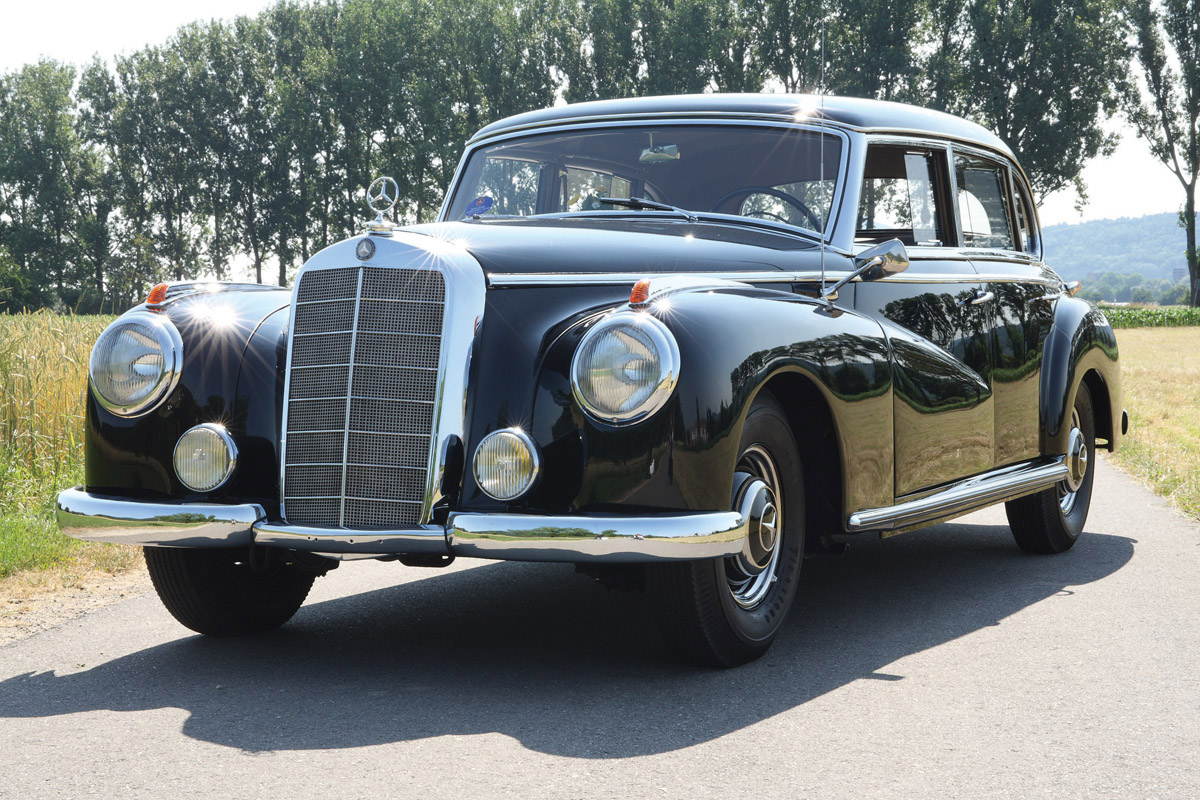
[473,428,540,501]
[89,311,183,417]
[173,424,238,492]
[570,312,680,424]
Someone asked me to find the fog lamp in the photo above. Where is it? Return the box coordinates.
[173,424,238,493]
[473,428,540,501]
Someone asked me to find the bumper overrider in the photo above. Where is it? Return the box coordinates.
[55,485,769,563]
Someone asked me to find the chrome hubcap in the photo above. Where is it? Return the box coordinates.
[1059,409,1087,514]
[727,445,783,610]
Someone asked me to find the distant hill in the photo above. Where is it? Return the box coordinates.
[1041,212,1190,282]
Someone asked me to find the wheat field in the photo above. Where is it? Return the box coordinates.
[1111,327,1200,520]
[0,312,139,580]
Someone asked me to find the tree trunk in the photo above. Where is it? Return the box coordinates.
[1186,184,1198,307]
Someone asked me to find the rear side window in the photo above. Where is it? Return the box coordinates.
[1011,175,1040,256]
[955,154,1015,250]
[857,146,947,247]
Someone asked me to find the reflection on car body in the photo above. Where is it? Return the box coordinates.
[59,94,1124,667]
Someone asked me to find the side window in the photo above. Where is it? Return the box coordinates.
[857,145,947,246]
[1011,174,1040,256]
[954,154,1015,250]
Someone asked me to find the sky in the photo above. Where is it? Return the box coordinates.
[0,0,1187,229]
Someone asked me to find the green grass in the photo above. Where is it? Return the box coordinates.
[1101,304,1200,328]
[0,311,140,579]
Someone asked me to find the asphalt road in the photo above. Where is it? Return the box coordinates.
[2,456,1197,799]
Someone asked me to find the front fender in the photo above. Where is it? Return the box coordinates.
[1039,296,1121,455]
[84,288,291,502]
[664,289,894,515]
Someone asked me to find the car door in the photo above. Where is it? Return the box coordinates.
[951,150,1054,467]
[852,141,995,497]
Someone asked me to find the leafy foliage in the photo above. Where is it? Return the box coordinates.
[0,0,1137,311]
[1122,0,1200,305]
[1099,304,1200,327]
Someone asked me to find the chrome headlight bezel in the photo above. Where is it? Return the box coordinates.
[570,311,681,425]
[88,310,184,417]
[472,427,542,502]
[173,423,239,493]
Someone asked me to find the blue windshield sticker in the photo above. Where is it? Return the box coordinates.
[463,196,495,218]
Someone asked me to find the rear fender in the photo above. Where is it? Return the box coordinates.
[1039,297,1122,454]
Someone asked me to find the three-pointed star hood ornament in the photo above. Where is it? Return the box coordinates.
[363,176,400,235]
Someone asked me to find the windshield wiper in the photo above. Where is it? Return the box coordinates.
[597,196,698,223]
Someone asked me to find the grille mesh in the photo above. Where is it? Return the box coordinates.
[283,265,446,528]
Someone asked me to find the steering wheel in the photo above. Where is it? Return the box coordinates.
[710,186,822,231]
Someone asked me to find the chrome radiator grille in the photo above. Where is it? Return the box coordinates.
[282,265,446,528]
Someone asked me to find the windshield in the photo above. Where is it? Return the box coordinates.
[445,125,844,236]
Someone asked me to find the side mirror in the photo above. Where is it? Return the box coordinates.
[855,239,910,280]
[822,239,909,305]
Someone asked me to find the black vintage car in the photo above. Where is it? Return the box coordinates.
[59,94,1126,666]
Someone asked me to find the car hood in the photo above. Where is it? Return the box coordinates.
[404,217,827,276]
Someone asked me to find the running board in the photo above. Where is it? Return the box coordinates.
[846,457,1068,534]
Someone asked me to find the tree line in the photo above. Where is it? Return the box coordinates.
[0,0,1193,311]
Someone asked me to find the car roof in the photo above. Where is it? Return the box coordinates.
[469,93,1013,157]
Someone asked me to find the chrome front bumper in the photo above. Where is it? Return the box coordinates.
[56,488,748,563]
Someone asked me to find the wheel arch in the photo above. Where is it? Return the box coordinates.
[755,371,846,549]
[1039,297,1123,456]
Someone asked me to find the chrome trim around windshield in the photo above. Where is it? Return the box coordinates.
[56,487,263,547]
[279,233,487,527]
[847,458,1068,534]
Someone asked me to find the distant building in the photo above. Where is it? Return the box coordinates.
[1174,267,1188,283]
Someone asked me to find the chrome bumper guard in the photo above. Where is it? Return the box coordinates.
[56,488,748,563]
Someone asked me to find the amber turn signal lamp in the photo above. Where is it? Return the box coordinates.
[629,278,651,306]
[146,283,169,306]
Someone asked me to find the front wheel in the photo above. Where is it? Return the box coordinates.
[144,546,317,636]
[1005,381,1096,553]
[647,393,805,667]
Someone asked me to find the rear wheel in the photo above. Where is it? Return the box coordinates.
[647,393,805,667]
[144,546,317,636]
[1006,382,1096,553]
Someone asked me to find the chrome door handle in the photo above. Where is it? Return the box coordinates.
[959,290,995,307]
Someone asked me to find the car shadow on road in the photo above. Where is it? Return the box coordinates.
[0,522,1134,758]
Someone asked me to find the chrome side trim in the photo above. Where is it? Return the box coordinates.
[846,458,1068,533]
[447,510,747,563]
[56,487,262,547]
[487,270,1061,289]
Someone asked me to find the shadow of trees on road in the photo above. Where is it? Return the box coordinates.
[0,523,1134,758]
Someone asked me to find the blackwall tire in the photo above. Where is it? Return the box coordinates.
[647,392,805,667]
[143,546,315,636]
[1006,382,1097,554]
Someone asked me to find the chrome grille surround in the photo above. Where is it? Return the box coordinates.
[279,233,486,532]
